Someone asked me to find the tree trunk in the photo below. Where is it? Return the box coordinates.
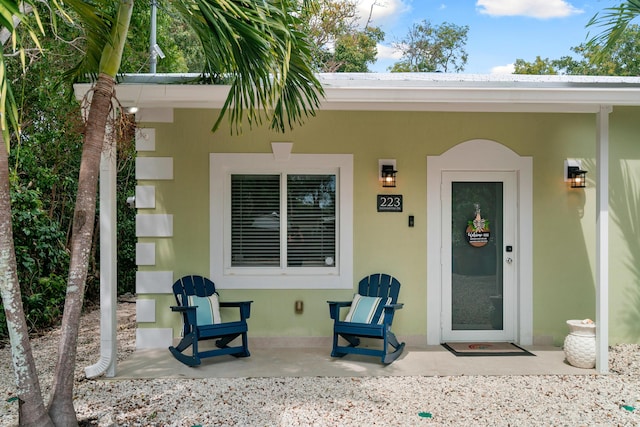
[47,74,115,426]
[0,139,53,425]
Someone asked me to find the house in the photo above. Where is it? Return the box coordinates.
[75,73,640,376]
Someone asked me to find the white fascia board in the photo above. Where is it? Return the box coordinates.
[319,86,640,113]
[75,83,231,109]
[317,101,599,113]
[75,75,640,113]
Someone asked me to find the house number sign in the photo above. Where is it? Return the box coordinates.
[377,195,403,212]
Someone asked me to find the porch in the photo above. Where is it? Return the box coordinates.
[83,73,640,379]
[113,343,593,379]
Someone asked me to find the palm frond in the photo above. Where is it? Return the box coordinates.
[0,0,114,145]
[0,0,37,146]
[174,0,323,134]
[587,0,640,53]
[0,53,20,147]
[0,0,22,30]
[58,0,118,82]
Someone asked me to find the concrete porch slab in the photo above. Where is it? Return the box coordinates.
[111,345,594,379]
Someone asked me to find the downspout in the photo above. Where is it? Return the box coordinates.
[595,105,611,374]
[85,138,117,378]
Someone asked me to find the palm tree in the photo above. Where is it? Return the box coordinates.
[0,138,53,426]
[1,0,322,424]
[587,1,640,52]
[0,3,62,424]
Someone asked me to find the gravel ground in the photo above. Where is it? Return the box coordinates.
[1,302,640,426]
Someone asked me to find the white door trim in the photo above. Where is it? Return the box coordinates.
[426,139,533,345]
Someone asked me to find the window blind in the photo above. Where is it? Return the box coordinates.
[231,175,280,266]
[287,175,336,267]
[230,174,336,268]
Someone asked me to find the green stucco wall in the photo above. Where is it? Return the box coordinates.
[137,106,640,346]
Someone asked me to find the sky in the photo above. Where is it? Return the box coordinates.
[355,0,622,73]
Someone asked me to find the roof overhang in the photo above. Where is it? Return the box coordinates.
[74,73,640,114]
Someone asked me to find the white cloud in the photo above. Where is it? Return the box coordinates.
[476,0,583,19]
[356,0,411,27]
[490,63,516,74]
[376,43,404,60]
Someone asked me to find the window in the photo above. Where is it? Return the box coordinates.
[230,174,336,268]
[210,153,353,289]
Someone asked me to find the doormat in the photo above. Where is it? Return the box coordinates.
[442,342,535,357]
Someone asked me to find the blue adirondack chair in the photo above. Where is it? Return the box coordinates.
[328,273,405,364]
[169,275,252,366]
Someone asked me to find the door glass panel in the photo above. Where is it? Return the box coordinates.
[451,182,503,330]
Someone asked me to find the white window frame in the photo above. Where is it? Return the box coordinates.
[210,153,353,289]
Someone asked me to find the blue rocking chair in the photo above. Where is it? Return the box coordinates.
[169,275,252,366]
[328,273,405,364]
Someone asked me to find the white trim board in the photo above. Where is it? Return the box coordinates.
[426,139,533,346]
[209,152,354,289]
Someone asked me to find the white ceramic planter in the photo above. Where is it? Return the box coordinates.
[564,319,596,369]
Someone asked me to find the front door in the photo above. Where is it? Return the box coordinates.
[441,171,517,342]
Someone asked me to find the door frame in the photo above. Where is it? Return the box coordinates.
[426,139,533,345]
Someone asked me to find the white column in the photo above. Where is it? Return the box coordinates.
[595,105,611,374]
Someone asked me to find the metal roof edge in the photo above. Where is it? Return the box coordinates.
[73,73,640,112]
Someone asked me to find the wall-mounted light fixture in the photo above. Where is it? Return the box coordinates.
[564,159,587,188]
[379,159,397,188]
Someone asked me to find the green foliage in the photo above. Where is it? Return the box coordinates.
[1,0,321,345]
[389,21,469,73]
[62,0,203,79]
[516,24,640,76]
[0,0,42,144]
[0,182,70,341]
[120,0,199,73]
[0,1,129,341]
[333,26,384,72]
[586,0,640,56]
[513,56,559,75]
[300,0,384,72]
[23,275,68,331]
[0,274,68,345]
[10,186,69,280]
[0,3,83,343]
[116,145,137,295]
[565,25,640,76]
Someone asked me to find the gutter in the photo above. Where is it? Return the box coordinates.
[85,141,118,378]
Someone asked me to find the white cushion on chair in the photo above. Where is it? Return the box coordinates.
[344,294,391,325]
[188,294,221,325]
